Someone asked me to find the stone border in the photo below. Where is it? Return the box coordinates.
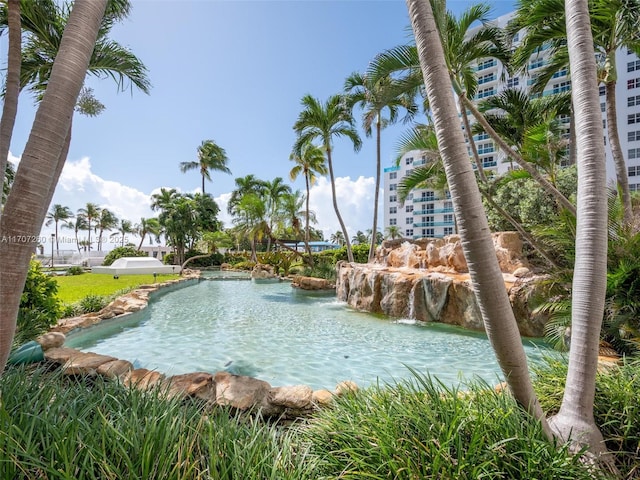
[36,271,357,419]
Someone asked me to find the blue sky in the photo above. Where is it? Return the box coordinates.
[5,0,516,247]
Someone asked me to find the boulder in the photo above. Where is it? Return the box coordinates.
[214,371,271,411]
[164,372,216,402]
[36,331,66,350]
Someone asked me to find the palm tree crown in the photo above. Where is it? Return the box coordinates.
[180,140,231,194]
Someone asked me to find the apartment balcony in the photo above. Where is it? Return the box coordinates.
[413,221,455,228]
[413,197,440,203]
[414,207,454,215]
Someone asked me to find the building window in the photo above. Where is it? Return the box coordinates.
[599,85,606,96]
[389,172,397,180]
[421,191,435,200]
[629,113,640,125]
[629,148,640,160]
[444,201,453,211]
[389,183,397,191]
[406,205,413,213]
[389,206,397,214]
[603,119,607,128]
[629,131,640,142]
[422,216,434,224]
[389,218,397,226]
[474,132,489,141]
[601,102,606,112]
[406,217,414,225]
[478,73,495,85]
[552,68,568,78]
[478,143,494,154]
[475,87,496,99]
[476,59,496,71]
[405,157,413,165]
[631,183,640,192]
[628,78,640,89]
[482,156,497,168]
[389,194,397,202]
[405,229,414,237]
[506,77,519,88]
[559,114,570,124]
[423,203,434,213]
[529,58,545,70]
[422,228,435,237]
[552,81,571,94]
[627,60,640,72]
[628,166,640,177]
[628,95,640,107]
[444,214,454,224]
[444,227,454,236]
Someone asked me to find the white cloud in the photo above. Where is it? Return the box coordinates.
[308,176,380,240]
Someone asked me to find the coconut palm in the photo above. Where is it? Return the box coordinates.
[293,94,362,263]
[111,218,135,247]
[232,193,268,262]
[150,187,178,212]
[95,207,118,251]
[0,0,107,374]
[63,215,88,253]
[263,177,292,251]
[406,0,550,436]
[179,140,231,194]
[544,0,611,459]
[330,231,345,246]
[289,140,327,260]
[344,72,417,262]
[77,203,101,252]
[508,0,640,223]
[227,174,267,216]
[44,204,74,255]
[135,217,161,250]
[385,225,402,240]
[0,0,21,216]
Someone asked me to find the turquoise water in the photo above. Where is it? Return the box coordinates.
[66,277,552,390]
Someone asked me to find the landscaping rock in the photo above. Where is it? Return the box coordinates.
[214,371,270,411]
[36,331,66,350]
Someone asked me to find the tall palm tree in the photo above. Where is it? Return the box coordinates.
[289,140,327,260]
[150,187,178,212]
[293,94,362,263]
[111,218,135,247]
[179,139,231,194]
[63,215,88,253]
[0,0,108,374]
[345,72,417,262]
[330,230,345,246]
[77,202,101,252]
[508,0,640,223]
[135,217,161,250]
[95,207,118,251]
[232,193,268,262]
[227,174,267,215]
[44,204,74,255]
[406,0,550,436]
[263,177,292,251]
[0,0,21,216]
[545,0,611,459]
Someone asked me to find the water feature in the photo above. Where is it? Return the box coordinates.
[65,275,553,391]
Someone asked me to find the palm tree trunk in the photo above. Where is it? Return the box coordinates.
[326,148,354,263]
[406,0,551,437]
[202,174,206,195]
[547,0,611,462]
[0,0,21,217]
[462,97,577,216]
[304,175,313,264]
[0,0,107,374]
[368,116,382,263]
[605,81,633,223]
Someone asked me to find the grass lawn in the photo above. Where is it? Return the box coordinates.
[54,273,181,303]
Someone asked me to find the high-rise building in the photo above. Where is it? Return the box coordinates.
[383,12,640,240]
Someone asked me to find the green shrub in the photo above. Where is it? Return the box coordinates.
[77,294,109,314]
[164,249,224,267]
[232,260,256,271]
[15,260,62,348]
[65,266,85,276]
[103,246,147,266]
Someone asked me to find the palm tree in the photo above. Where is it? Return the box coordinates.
[351,231,367,245]
[111,218,135,247]
[2,161,15,204]
[0,0,150,219]
[0,0,107,374]
[406,0,550,436]
[385,225,402,240]
[545,0,611,459]
[45,204,74,255]
[278,190,310,242]
[345,72,417,262]
[77,203,101,252]
[263,177,292,251]
[150,187,178,212]
[232,193,268,262]
[135,217,161,250]
[95,207,118,251]
[179,140,231,194]
[227,174,267,215]
[0,0,20,216]
[293,94,362,263]
[330,231,345,246]
[63,215,88,253]
[289,140,327,260]
[508,0,640,223]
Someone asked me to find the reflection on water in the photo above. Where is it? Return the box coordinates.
[66,278,553,390]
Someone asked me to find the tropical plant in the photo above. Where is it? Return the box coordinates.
[77,202,101,251]
[227,174,267,216]
[293,94,362,263]
[351,230,367,245]
[179,139,231,194]
[62,215,88,253]
[385,225,402,240]
[262,177,292,251]
[0,0,107,374]
[232,192,268,262]
[44,203,74,255]
[344,71,417,262]
[329,230,345,246]
[111,218,135,247]
[289,140,327,261]
[95,207,118,251]
[102,245,147,266]
[135,217,161,250]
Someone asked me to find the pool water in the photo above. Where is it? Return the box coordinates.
[66,278,552,390]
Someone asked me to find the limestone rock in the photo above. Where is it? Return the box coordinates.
[36,331,66,350]
[214,371,270,411]
[312,389,334,406]
[165,372,216,402]
[251,263,277,279]
[335,380,359,396]
[124,368,165,390]
[63,352,118,376]
[96,359,134,380]
[291,275,335,290]
[268,385,313,409]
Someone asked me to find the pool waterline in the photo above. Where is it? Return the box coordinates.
[65,276,553,391]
